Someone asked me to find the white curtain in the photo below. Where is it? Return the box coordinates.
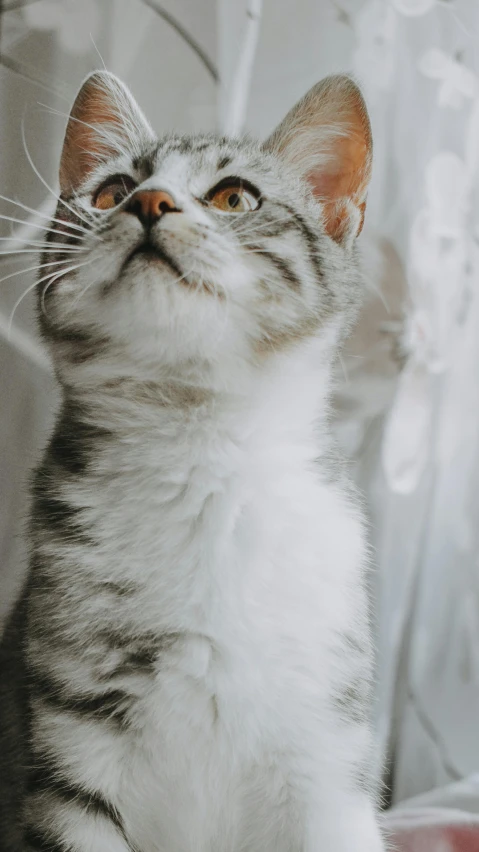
[0,0,217,625]
[1,0,479,814]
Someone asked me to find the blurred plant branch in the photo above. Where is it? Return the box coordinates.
[140,0,218,82]
[222,0,263,135]
[0,0,66,95]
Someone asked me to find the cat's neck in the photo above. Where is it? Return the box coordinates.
[62,340,334,480]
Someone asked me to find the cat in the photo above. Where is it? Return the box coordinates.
[0,70,385,852]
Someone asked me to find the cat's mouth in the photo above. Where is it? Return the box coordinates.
[122,240,219,297]
[124,240,183,279]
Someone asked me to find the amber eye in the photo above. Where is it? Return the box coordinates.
[207,179,260,213]
[93,175,137,211]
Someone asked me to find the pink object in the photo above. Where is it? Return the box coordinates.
[390,825,479,851]
[383,776,479,851]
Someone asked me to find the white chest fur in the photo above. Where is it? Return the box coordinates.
[47,356,374,852]
[85,435,365,851]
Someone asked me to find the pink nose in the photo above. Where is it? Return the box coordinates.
[126,190,178,227]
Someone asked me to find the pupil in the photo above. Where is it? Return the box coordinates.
[113,191,123,205]
[228,193,240,208]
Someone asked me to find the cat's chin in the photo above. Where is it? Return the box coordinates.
[123,241,182,278]
[119,253,221,301]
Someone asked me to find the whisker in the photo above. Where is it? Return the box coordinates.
[0,194,90,236]
[233,212,293,229]
[0,238,82,247]
[0,249,83,257]
[41,259,94,316]
[21,116,94,229]
[156,266,197,300]
[227,208,293,225]
[0,247,84,263]
[38,103,133,166]
[0,241,84,254]
[256,272,305,302]
[0,212,85,242]
[66,260,100,312]
[232,217,296,239]
[170,267,196,290]
[89,34,108,71]
[0,249,82,264]
[7,279,45,336]
[234,223,294,240]
[8,263,80,337]
[0,258,76,287]
[0,309,52,374]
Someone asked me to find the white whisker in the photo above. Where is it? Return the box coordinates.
[0,212,84,242]
[0,249,83,258]
[66,260,100,312]
[169,267,196,290]
[0,194,90,236]
[21,116,94,229]
[8,263,80,337]
[41,259,94,316]
[0,242,84,256]
[0,258,76,287]
[38,103,133,165]
[232,215,295,238]
[89,34,108,71]
[0,238,82,247]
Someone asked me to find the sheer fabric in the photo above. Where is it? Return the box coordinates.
[1,0,478,812]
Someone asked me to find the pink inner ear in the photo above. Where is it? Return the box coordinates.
[59,72,152,196]
[307,130,371,241]
[60,77,123,194]
[266,76,372,244]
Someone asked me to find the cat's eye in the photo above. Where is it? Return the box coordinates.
[93,175,137,211]
[206,178,261,213]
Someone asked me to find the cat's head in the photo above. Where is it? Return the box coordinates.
[40,71,372,390]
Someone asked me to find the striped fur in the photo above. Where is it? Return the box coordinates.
[0,72,385,852]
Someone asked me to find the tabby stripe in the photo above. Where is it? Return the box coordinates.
[32,494,92,545]
[25,825,65,852]
[245,220,297,240]
[40,325,98,345]
[30,670,131,724]
[27,762,125,834]
[38,318,110,362]
[273,201,318,249]
[294,210,326,287]
[217,155,232,170]
[273,201,327,289]
[47,403,112,476]
[132,150,156,174]
[167,138,193,154]
[27,766,117,823]
[253,248,302,292]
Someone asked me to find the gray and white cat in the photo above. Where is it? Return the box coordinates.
[0,71,384,852]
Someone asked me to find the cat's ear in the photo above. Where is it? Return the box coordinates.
[264,75,372,245]
[59,71,155,195]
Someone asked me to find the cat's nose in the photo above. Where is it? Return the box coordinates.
[126,189,179,227]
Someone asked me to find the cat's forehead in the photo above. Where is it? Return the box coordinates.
[131,135,270,187]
